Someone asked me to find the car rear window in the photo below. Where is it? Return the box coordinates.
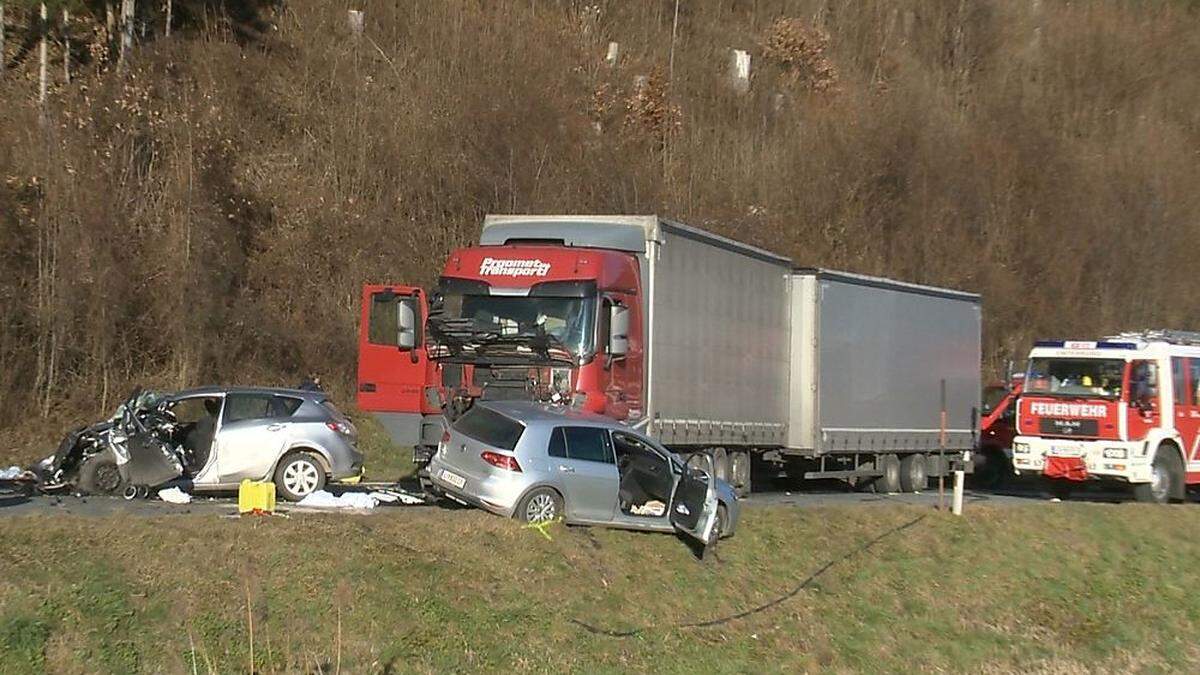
[452,406,524,451]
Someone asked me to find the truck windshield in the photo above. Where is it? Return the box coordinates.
[442,294,597,357]
[1025,358,1124,399]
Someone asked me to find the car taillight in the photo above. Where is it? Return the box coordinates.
[480,451,521,472]
[325,421,354,435]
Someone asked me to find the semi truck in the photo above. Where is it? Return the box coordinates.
[1011,331,1200,503]
[357,215,981,495]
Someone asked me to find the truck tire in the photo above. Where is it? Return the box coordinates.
[899,453,928,492]
[1133,446,1184,504]
[875,454,902,494]
[712,448,730,484]
[729,451,751,497]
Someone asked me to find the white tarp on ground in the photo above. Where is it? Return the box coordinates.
[158,486,193,504]
[296,489,424,510]
[0,466,24,480]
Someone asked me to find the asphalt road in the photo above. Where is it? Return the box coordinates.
[0,478,1137,519]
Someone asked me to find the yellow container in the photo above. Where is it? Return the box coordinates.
[238,479,276,514]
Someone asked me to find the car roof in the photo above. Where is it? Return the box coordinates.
[170,386,327,400]
[477,400,631,429]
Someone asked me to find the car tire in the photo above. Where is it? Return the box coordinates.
[77,453,125,496]
[1133,446,1183,504]
[899,453,928,493]
[274,452,327,502]
[874,454,902,494]
[516,487,563,524]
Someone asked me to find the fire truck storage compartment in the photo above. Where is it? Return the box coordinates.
[645,221,792,447]
[787,270,982,456]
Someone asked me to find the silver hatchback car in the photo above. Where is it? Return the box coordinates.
[162,387,364,500]
[428,401,740,546]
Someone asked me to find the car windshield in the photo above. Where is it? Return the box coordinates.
[452,406,525,451]
[1026,358,1124,399]
[442,293,597,357]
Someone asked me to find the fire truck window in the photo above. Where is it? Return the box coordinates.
[1173,357,1189,406]
[1191,360,1200,406]
[1026,358,1124,398]
[1130,361,1158,405]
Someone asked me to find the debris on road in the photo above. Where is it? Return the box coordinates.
[295,489,423,510]
[158,487,193,504]
[1,466,32,481]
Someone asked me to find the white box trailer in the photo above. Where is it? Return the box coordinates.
[784,270,981,482]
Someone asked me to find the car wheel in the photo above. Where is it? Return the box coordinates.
[77,453,125,496]
[274,452,326,502]
[874,454,902,494]
[516,487,563,524]
[899,453,928,493]
[1133,446,1183,504]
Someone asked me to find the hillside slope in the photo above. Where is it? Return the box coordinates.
[1,0,1199,444]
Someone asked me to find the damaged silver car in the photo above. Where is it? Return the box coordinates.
[40,387,363,501]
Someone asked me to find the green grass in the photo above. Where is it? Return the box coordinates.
[3,502,1200,673]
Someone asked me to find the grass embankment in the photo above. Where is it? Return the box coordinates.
[1,501,1198,673]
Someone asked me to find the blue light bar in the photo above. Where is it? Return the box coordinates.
[1096,341,1137,349]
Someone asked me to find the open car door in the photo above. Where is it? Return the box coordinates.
[669,454,720,547]
[357,285,428,416]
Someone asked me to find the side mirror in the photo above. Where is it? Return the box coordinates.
[397,301,417,350]
[609,304,630,358]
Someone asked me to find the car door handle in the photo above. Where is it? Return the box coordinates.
[267,423,287,432]
[558,465,575,474]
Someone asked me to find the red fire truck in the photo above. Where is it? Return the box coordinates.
[1011,331,1200,502]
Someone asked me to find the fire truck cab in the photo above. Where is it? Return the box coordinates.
[1012,331,1200,502]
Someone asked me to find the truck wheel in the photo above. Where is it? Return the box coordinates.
[1133,446,1183,504]
[899,454,928,492]
[729,451,751,497]
[875,454,902,494]
[970,447,1010,490]
[712,448,730,484]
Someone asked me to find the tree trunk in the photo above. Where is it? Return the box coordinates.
[120,0,134,65]
[1,3,6,79]
[38,3,47,103]
[61,8,68,83]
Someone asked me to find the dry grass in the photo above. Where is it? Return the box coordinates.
[3,501,1200,672]
[2,1,1200,459]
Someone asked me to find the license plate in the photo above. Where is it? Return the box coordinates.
[440,469,466,489]
[1050,445,1082,456]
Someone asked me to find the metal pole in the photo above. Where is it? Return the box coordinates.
[938,379,947,510]
[165,0,172,37]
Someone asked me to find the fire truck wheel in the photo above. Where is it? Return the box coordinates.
[1045,479,1073,501]
[1133,446,1183,504]
[875,454,902,494]
[899,453,928,492]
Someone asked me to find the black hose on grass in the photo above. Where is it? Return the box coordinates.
[571,513,928,637]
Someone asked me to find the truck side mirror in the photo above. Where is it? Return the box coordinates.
[398,301,417,350]
[609,304,630,358]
